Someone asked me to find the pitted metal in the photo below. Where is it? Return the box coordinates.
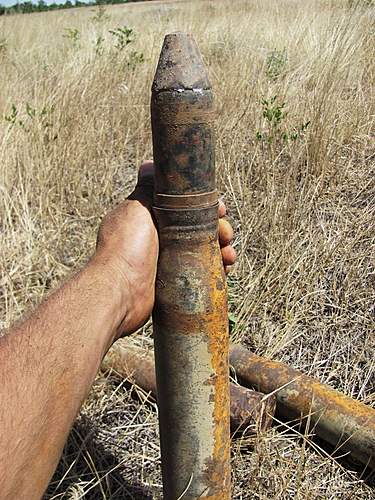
[151,32,211,93]
[230,343,375,470]
[102,339,276,434]
[151,33,231,499]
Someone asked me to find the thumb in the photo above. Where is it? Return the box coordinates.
[137,160,154,188]
[127,160,154,206]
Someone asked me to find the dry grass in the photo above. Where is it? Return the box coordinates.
[0,0,374,497]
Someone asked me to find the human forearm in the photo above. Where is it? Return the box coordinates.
[0,160,235,500]
[0,257,127,500]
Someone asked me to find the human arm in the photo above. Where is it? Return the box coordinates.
[0,161,236,500]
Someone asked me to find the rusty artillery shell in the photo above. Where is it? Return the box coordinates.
[230,344,375,469]
[151,33,231,498]
[102,339,276,434]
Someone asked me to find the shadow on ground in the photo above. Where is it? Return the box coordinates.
[44,416,155,500]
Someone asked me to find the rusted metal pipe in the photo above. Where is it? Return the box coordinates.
[151,33,231,498]
[230,343,375,469]
[102,339,276,434]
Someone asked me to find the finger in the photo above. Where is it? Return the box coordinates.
[137,160,154,187]
[219,218,233,247]
[218,199,226,218]
[128,160,154,204]
[221,245,236,267]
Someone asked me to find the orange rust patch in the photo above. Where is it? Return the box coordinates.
[230,344,375,469]
[203,234,231,495]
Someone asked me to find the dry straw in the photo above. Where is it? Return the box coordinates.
[0,0,374,498]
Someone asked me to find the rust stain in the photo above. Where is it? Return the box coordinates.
[104,340,275,436]
[151,32,231,498]
[230,344,375,469]
[204,236,230,494]
[102,342,157,396]
[230,384,276,433]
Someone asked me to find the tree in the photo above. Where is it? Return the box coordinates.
[37,0,46,11]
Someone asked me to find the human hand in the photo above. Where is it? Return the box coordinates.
[95,160,236,339]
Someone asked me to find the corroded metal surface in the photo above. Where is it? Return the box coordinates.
[102,340,156,396]
[102,339,276,434]
[229,383,275,434]
[151,33,231,499]
[230,344,375,469]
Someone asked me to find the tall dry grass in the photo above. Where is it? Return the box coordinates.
[0,0,374,498]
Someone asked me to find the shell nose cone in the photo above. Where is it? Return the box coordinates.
[152,32,211,93]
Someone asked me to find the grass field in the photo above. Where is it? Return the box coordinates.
[0,0,374,498]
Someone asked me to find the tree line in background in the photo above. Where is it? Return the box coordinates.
[0,0,144,15]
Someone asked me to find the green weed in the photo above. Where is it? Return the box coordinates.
[63,28,80,49]
[94,35,105,56]
[266,48,288,80]
[0,37,7,55]
[4,103,54,133]
[90,5,110,25]
[256,96,310,143]
[109,26,134,51]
